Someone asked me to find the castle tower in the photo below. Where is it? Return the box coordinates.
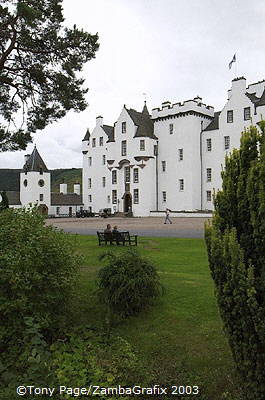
[20,146,51,213]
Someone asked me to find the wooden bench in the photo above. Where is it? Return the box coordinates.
[97,231,137,246]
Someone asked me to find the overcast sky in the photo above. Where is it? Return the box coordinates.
[1,0,265,169]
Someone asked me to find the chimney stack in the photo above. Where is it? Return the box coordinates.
[96,115,103,127]
[74,183,81,195]
[60,183,67,194]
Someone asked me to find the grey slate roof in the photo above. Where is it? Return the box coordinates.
[102,125,115,142]
[256,88,265,107]
[51,193,83,206]
[245,92,259,104]
[203,111,221,131]
[126,104,157,139]
[82,128,90,141]
[6,191,21,205]
[23,147,48,172]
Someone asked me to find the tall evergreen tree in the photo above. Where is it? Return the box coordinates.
[0,190,9,210]
[205,123,265,400]
[0,0,99,151]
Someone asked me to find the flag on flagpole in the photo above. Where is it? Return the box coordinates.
[229,54,236,69]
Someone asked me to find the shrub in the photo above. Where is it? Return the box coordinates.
[97,248,162,318]
[205,123,265,399]
[0,207,79,348]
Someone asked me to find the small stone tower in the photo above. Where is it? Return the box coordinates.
[20,146,51,212]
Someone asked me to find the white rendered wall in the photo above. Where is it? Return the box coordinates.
[20,171,51,207]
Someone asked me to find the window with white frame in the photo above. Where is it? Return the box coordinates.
[169,123,174,134]
[56,207,60,215]
[99,136,103,146]
[206,190,212,202]
[227,110,233,123]
[178,148,183,161]
[92,138,96,147]
[206,168,212,182]
[88,157,92,166]
[112,170,117,184]
[162,160,166,172]
[88,178,91,188]
[140,139,145,151]
[121,140,127,156]
[244,107,251,120]
[133,189,139,204]
[224,136,230,150]
[122,122,126,133]
[124,166,130,183]
[88,195,92,202]
[102,155,106,165]
[39,194,44,201]
[102,177,106,187]
[162,191,166,202]
[133,168,139,183]
[179,179,184,191]
[112,190,117,204]
[206,138,212,151]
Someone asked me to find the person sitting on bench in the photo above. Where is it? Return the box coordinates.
[104,224,113,244]
[112,225,124,245]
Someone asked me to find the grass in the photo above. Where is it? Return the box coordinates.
[71,235,242,400]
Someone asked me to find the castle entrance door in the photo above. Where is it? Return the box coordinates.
[123,193,132,213]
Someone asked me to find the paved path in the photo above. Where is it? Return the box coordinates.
[46,216,211,238]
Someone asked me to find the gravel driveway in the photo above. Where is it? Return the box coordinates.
[46,216,211,238]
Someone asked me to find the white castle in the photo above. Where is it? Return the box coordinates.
[82,77,265,217]
[4,76,265,217]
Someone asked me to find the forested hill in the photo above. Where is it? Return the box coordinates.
[0,168,82,192]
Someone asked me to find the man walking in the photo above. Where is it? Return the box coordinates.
[164,208,172,224]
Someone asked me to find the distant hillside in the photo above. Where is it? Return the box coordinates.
[0,168,82,192]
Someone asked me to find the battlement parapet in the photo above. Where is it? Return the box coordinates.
[152,96,214,119]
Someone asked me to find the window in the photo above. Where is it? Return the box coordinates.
[227,110,233,123]
[122,122,126,133]
[162,191,167,202]
[206,190,212,202]
[88,195,92,202]
[140,140,145,151]
[88,178,91,188]
[112,190,117,204]
[56,207,60,215]
[102,155,106,165]
[92,138,96,147]
[206,168,212,182]
[112,170,117,184]
[244,107,251,120]
[206,138,212,151]
[99,136,103,146]
[179,179,184,191]
[23,179,27,187]
[125,166,130,183]
[133,168,139,183]
[169,123,174,134]
[102,177,106,187]
[162,161,166,172]
[39,194,43,201]
[224,136,230,150]
[178,148,183,161]
[107,195,110,203]
[88,157,92,166]
[121,140,127,156]
[38,179,44,187]
[133,189,139,204]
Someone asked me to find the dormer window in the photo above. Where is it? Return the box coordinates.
[122,122,126,133]
[140,140,145,151]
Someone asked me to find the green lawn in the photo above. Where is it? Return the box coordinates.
[72,235,242,400]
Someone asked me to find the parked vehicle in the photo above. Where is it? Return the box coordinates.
[76,210,95,218]
[98,208,112,218]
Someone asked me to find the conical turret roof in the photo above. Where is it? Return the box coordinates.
[23,146,49,172]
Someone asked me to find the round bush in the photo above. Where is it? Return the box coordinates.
[97,249,162,317]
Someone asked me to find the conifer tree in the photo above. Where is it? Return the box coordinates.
[205,123,265,400]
